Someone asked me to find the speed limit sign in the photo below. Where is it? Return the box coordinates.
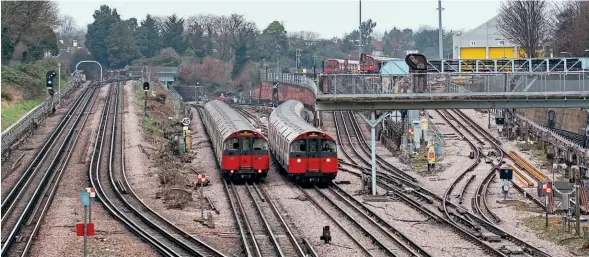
[182,117,190,126]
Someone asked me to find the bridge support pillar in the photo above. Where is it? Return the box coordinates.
[358,111,390,195]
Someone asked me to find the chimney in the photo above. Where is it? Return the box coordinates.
[73,40,78,47]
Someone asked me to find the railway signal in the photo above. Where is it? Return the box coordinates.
[197,174,207,220]
[143,82,150,91]
[46,70,57,96]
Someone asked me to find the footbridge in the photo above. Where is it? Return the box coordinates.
[316,71,589,110]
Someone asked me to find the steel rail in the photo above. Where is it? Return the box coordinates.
[19,85,100,256]
[1,86,95,255]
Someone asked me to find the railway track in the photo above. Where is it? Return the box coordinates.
[89,82,225,257]
[302,183,431,257]
[451,110,546,209]
[223,181,305,257]
[435,110,502,225]
[1,85,97,256]
[333,110,551,257]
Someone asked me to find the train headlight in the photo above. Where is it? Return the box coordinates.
[258,170,262,173]
[230,170,234,173]
[297,158,301,163]
[326,158,331,162]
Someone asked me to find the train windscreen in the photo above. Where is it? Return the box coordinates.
[321,139,336,152]
[253,138,268,151]
[225,138,239,150]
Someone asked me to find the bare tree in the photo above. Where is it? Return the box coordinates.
[552,1,589,56]
[496,0,553,58]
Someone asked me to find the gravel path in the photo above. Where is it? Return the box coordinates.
[1,86,87,196]
[29,84,158,257]
[121,83,241,255]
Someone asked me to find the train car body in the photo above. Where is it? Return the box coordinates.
[252,82,316,109]
[268,100,338,183]
[361,54,401,74]
[201,100,270,180]
[323,59,360,74]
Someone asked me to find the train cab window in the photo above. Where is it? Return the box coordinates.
[253,138,267,150]
[240,137,251,151]
[225,138,239,150]
[291,140,306,152]
[321,140,336,152]
[309,140,318,153]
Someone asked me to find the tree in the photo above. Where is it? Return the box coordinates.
[86,5,121,67]
[23,26,58,61]
[1,1,59,61]
[225,14,257,79]
[497,0,552,58]
[263,21,286,35]
[137,14,161,58]
[106,20,141,68]
[185,21,205,58]
[551,1,589,56]
[161,14,187,54]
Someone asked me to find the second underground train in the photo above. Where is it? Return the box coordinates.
[268,100,338,183]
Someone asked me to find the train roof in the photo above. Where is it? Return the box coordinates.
[371,56,403,62]
[270,100,326,141]
[203,100,259,140]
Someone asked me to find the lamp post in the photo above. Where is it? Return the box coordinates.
[276,45,280,74]
[359,0,362,61]
[495,38,506,58]
[437,0,444,59]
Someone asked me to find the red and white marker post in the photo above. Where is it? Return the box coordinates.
[198,174,206,219]
[86,187,96,223]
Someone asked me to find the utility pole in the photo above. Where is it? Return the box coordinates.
[313,55,317,78]
[359,0,363,61]
[437,0,444,59]
[295,49,302,73]
[276,45,280,74]
[57,62,61,105]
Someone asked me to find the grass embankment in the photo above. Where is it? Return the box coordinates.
[1,60,70,130]
[523,215,589,255]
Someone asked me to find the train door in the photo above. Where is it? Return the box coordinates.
[240,136,253,171]
[307,138,320,172]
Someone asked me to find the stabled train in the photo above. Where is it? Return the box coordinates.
[268,100,338,184]
[201,100,270,180]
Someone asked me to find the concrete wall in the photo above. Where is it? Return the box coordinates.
[520,108,588,135]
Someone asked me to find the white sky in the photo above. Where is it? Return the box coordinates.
[57,0,503,38]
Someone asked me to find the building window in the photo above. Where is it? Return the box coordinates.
[470,41,476,46]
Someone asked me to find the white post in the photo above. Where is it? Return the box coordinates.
[57,62,61,105]
[371,111,377,195]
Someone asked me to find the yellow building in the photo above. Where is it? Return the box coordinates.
[452,17,518,59]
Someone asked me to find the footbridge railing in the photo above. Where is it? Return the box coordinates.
[262,72,318,95]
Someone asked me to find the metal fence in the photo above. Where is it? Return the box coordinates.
[1,71,85,161]
[262,72,318,95]
[320,71,589,95]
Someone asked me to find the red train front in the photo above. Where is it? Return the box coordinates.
[268,100,338,184]
[201,100,270,180]
[220,130,269,179]
[286,131,338,181]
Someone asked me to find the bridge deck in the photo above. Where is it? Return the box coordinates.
[315,91,589,110]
